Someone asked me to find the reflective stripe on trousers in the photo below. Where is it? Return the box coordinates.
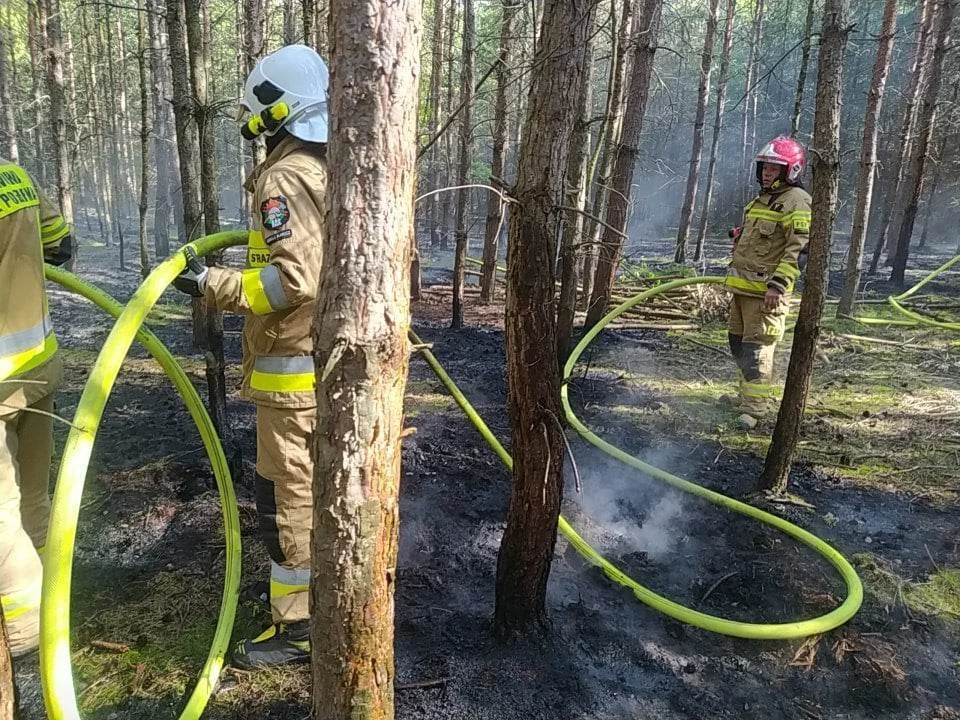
[270,561,310,625]
[250,355,315,393]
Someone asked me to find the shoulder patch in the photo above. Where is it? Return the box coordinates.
[260,195,291,230]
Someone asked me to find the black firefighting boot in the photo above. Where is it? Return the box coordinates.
[231,621,310,670]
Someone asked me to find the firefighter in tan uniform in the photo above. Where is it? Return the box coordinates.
[725,136,811,428]
[0,159,72,656]
[173,45,328,669]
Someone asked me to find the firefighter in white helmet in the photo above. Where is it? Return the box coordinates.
[173,44,328,668]
[725,136,811,429]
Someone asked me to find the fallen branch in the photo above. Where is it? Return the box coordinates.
[396,677,451,691]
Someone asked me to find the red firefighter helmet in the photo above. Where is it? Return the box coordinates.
[755,135,805,186]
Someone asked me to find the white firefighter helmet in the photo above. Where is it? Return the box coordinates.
[240,44,329,143]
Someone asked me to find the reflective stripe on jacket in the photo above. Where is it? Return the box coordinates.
[725,185,811,297]
[0,160,68,409]
[205,137,327,409]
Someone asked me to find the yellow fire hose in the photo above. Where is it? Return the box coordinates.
[40,231,246,720]
[853,254,960,331]
[415,276,864,639]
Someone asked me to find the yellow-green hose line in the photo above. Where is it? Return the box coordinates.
[416,278,863,639]
[852,254,960,330]
[41,231,247,720]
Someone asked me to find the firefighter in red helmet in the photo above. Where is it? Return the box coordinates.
[725,136,812,429]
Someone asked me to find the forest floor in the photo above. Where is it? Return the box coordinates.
[13,233,960,720]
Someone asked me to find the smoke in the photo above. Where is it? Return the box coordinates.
[569,446,689,562]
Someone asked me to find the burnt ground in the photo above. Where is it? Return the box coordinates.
[13,234,960,720]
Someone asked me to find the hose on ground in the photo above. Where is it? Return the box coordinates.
[853,254,960,331]
[41,231,247,720]
[414,276,864,640]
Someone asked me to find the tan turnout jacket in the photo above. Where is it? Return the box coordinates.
[205,137,328,409]
[0,159,71,412]
[725,184,812,298]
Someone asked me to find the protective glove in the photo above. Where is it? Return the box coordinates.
[172,246,208,297]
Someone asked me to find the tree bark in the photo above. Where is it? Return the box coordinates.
[790,0,816,137]
[283,0,297,43]
[869,0,934,274]
[673,0,720,263]
[889,0,953,288]
[167,0,203,237]
[0,21,18,163]
[137,2,152,278]
[739,0,764,185]
[426,0,445,251]
[480,0,518,303]
[43,0,73,232]
[579,0,633,311]
[760,0,850,494]
[451,0,475,330]
[495,0,598,636]
[438,1,458,251]
[149,0,177,256]
[310,0,419,716]
[837,0,897,316]
[27,0,47,183]
[693,0,735,262]
[585,0,661,330]
[0,613,13,719]
[243,0,267,167]
[556,36,595,364]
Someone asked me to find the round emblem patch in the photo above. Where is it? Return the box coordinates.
[261,195,290,230]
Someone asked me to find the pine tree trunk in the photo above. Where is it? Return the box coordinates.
[739,0,765,206]
[167,0,203,238]
[438,1,458,251]
[243,0,267,167]
[760,0,850,494]
[184,0,232,448]
[451,0,475,330]
[0,614,13,719]
[137,3,152,278]
[495,0,598,636]
[790,0,816,137]
[890,0,953,288]
[673,0,720,263]
[869,0,934,274]
[303,0,327,53]
[310,1,419,716]
[480,0,518,303]
[579,0,633,311]
[585,0,661,330]
[113,14,137,218]
[78,3,109,244]
[149,0,176,256]
[426,0,445,251]
[693,0,735,262]
[556,38,595,364]
[0,22,18,162]
[102,7,126,255]
[42,0,73,243]
[837,0,897,316]
[283,0,297,43]
[27,0,47,182]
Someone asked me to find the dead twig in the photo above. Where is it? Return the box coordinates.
[790,634,822,669]
[699,572,737,604]
[543,408,582,494]
[396,677,451,691]
[90,639,130,654]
